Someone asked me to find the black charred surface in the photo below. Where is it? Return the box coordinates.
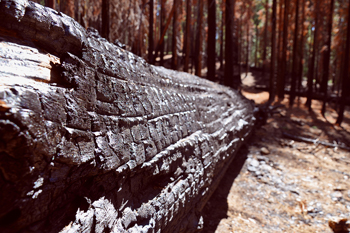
[0,1,255,232]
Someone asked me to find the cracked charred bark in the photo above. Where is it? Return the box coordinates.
[0,1,255,232]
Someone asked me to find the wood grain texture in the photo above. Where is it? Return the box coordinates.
[0,1,255,232]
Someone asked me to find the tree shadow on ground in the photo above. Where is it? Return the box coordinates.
[201,143,250,233]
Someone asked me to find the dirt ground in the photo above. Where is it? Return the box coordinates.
[201,72,350,233]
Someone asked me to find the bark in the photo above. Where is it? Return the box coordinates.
[225,0,240,88]
[297,0,306,94]
[277,0,284,77]
[154,3,175,63]
[45,0,55,9]
[262,0,269,79]
[246,14,250,76]
[207,0,216,81]
[60,0,74,18]
[269,0,277,103]
[195,0,204,76]
[172,0,179,70]
[255,24,259,67]
[320,0,335,116]
[276,0,289,100]
[306,0,320,110]
[224,0,234,87]
[74,0,81,25]
[184,0,191,72]
[0,1,255,232]
[148,0,154,64]
[160,0,166,66]
[289,0,300,107]
[336,0,350,125]
[101,0,110,41]
[219,8,225,71]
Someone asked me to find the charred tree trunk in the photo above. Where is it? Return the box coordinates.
[172,0,179,70]
[336,0,350,125]
[195,0,204,76]
[219,8,225,71]
[320,0,335,115]
[297,0,306,95]
[148,0,154,64]
[269,0,277,103]
[306,0,320,110]
[45,0,55,9]
[255,24,259,68]
[246,14,250,76]
[101,0,110,41]
[184,0,192,72]
[262,0,269,79]
[160,0,166,66]
[289,0,300,107]
[0,1,256,233]
[277,0,284,79]
[207,0,216,81]
[276,0,289,100]
[60,0,74,18]
[224,0,239,88]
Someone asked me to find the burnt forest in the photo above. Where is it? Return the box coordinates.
[0,0,350,232]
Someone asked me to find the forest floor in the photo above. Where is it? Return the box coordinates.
[201,71,350,233]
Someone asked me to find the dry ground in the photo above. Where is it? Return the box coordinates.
[201,72,350,233]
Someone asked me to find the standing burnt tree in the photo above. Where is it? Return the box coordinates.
[269,0,277,103]
[320,0,335,115]
[101,0,110,41]
[207,0,216,81]
[224,0,240,88]
[336,0,350,125]
[306,0,320,110]
[148,0,154,64]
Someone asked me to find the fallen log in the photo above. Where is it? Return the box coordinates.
[282,132,350,151]
[0,1,255,232]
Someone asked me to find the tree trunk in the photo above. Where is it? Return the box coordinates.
[306,0,319,110]
[277,0,284,75]
[219,8,225,71]
[297,0,306,95]
[0,2,256,232]
[246,14,250,76]
[195,0,204,76]
[160,0,166,66]
[269,0,277,103]
[184,0,191,72]
[172,0,179,70]
[336,0,350,125]
[75,0,81,25]
[207,0,216,81]
[262,0,269,79]
[289,0,300,107]
[276,0,289,100]
[255,24,259,67]
[148,0,154,64]
[102,0,110,41]
[321,0,335,115]
[60,0,74,18]
[224,0,238,87]
[45,0,55,9]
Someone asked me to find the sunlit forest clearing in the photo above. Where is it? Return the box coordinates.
[22,0,350,232]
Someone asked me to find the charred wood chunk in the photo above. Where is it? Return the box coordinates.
[0,1,255,232]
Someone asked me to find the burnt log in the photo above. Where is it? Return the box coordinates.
[0,1,255,232]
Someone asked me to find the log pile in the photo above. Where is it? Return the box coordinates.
[0,1,255,232]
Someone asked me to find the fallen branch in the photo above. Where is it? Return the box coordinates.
[282,131,350,151]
